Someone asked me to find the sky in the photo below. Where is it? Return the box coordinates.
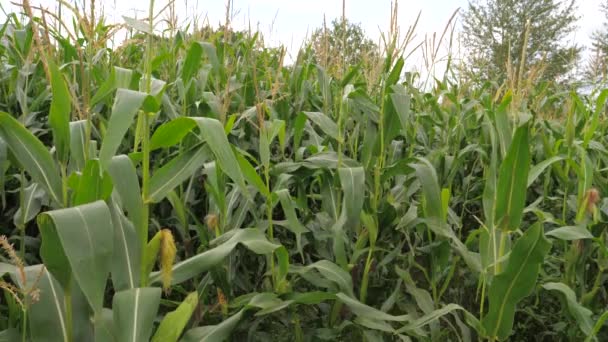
[2,0,605,71]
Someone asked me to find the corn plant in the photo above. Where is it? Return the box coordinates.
[0,2,606,341]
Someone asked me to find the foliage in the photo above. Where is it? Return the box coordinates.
[585,0,608,85]
[309,18,380,79]
[462,0,580,86]
[0,2,606,342]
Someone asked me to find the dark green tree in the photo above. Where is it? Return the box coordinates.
[461,0,580,85]
[585,1,608,84]
[309,18,379,78]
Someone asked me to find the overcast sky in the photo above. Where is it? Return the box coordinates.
[3,0,605,70]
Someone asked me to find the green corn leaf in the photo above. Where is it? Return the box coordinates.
[385,57,404,87]
[583,89,608,148]
[113,287,161,342]
[412,158,444,221]
[542,282,593,336]
[494,96,512,158]
[149,228,280,285]
[361,212,378,248]
[23,266,70,342]
[149,117,197,151]
[395,267,434,314]
[142,230,162,281]
[389,84,410,136]
[109,199,140,291]
[69,120,87,171]
[13,183,46,227]
[259,128,271,170]
[482,223,551,340]
[107,155,144,234]
[397,304,480,335]
[99,89,149,167]
[38,200,114,312]
[302,112,339,140]
[167,190,188,236]
[336,293,411,322]
[91,67,136,106]
[147,145,209,203]
[72,159,113,206]
[235,149,269,197]
[481,116,502,273]
[181,309,245,342]
[0,112,63,206]
[295,260,354,297]
[200,42,220,73]
[17,265,95,342]
[495,123,530,231]
[94,309,115,342]
[181,42,203,82]
[413,158,481,272]
[276,189,308,256]
[546,225,594,241]
[527,156,565,187]
[482,116,498,227]
[338,167,365,228]
[192,117,248,195]
[275,246,290,286]
[302,152,361,169]
[48,60,72,163]
[585,310,608,342]
[151,292,198,342]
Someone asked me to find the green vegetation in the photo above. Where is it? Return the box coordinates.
[0,0,606,341]
[462,0,579,85]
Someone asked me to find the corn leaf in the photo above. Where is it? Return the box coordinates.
[113,287,161,342]
[149,117,197,151]
[109,199,140,291]
[107,155,144,234]
[149,228,279,285]
[482,223,551,340]
[151,292,198,342]
[495,123,530,231]
[546,225,594,240]
[0,112,63,206]
[38,201,114,312]
[542,282,593,336]
[69,120,87,171]
[48,60,71,163]
[99,89,149,167]
[182,309,245,342]
[192,117,248,195]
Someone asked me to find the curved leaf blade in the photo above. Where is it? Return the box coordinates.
[99,89,148,167]
[495,123,530,231]
[151,292,198,342]
[113,287,161,342]
[149,228,279,285]
[147,146,209,203]
[38,201,114,312]
[482,223,551,340]
[48,60,72,163]
[542,282,593,336]
[0,112,63,206]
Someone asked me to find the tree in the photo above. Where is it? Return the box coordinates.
[585,1,608,84]
[461,0,580,86]
[309,18,379,79]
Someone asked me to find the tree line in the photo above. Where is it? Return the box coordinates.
[309,0,608,90]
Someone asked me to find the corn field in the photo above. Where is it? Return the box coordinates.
[0,1,607,341]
